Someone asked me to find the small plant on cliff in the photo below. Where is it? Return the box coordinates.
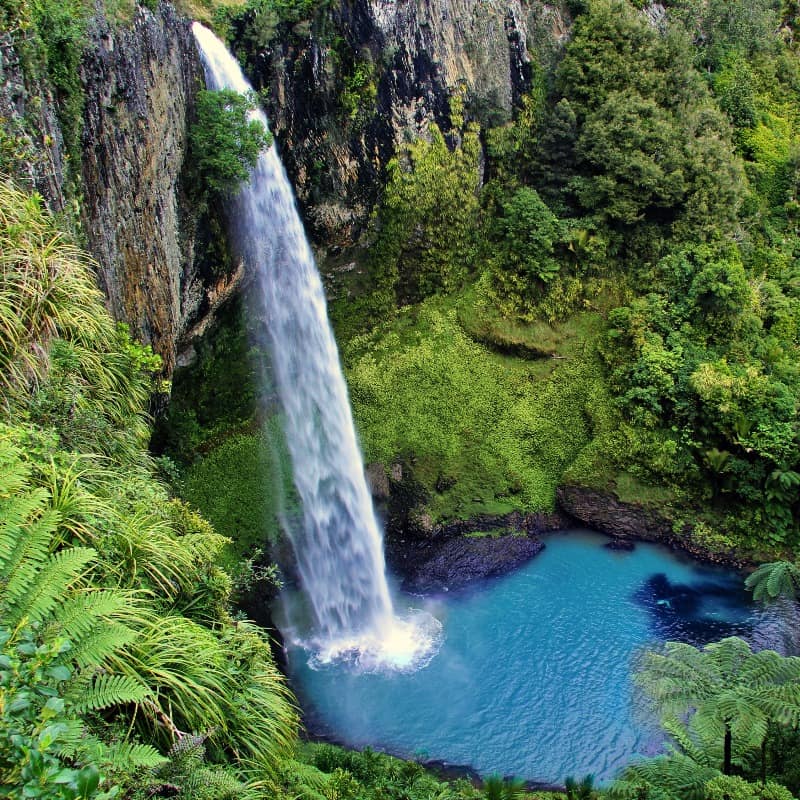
[188,89,271,202]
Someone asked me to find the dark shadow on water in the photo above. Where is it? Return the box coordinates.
[635,572,753,645]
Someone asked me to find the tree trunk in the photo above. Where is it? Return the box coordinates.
[724,724,732,775]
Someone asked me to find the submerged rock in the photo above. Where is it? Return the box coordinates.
[604,538,635,552]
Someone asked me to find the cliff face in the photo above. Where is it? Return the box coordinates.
[80,3,248,377]
[0,34,67,213]
[4,1,569,375]
[80,4,219,375]
[245,0,569,249]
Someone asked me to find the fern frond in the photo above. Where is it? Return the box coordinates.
[99,740,168,769]
[54,590,131,642]
[67,621,137,669]
[0,500,58,582]
[49,718,86,758]
[746,561,800,602]
[69,673,150,713]
[3,546,95,626]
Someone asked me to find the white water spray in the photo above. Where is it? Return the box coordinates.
[192,24,440,670]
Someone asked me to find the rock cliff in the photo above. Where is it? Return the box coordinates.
[80,4,239,376]
[0,33,67,213]
[241,0,569,249]
[3,0,570,374]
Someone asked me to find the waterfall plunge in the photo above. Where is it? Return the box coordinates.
[192,24,440,671]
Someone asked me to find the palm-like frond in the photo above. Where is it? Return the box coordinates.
[610,752,719,800]
[636,636,800,776]
[746,561,800,602]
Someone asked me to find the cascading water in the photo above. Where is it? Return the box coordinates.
[192,24,440,670]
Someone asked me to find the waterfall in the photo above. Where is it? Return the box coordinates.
[192,24,440,670]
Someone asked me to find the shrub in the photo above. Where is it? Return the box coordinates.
[189,89,271,200]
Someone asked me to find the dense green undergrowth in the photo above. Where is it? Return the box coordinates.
[0,176,507,800]
[342,292,617,521]
[321,0,800,560]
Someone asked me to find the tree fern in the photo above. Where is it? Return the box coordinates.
[746,561,800,602]
[609,752,719,800]
[636,637,800,775]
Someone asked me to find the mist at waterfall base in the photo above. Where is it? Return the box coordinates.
[192,24,441,671]
[286,530,797,784]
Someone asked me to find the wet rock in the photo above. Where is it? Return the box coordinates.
[0,33,66,211]
[365,462,391,500]
[604,538,635,552]
[393,533,545,593]
[556,485,747,568]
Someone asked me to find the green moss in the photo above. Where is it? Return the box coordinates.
[613,471,676,507]
[343,292,620,523]
[181,418,296,566]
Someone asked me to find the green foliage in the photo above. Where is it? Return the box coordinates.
[0,179,299,795]
[668,0,782,69]
[367,124,482,307]
[746,560,800,601]
[599,236,800,546]
[301,743,480,800]
[482,773,526,800]
[153,298,261,463]
[0,627,122,800]
[345,296,616,521]
[189,89,271,201]
[636,637,800,775]
[0,0,91,187]
[0,181,155,429]
[489,187,562,312]
[547,0,744,252]
[144,735,253,800]
[340,59,378,123]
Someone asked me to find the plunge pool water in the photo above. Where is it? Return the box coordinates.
[282,530,796,784]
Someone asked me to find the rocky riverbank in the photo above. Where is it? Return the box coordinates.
[556,484,750,569]
[384,508,568,592]
[377,476,751,594]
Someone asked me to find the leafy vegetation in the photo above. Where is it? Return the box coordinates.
[188,89,271,204]
[0,177,300,796]
[325,0,800,559]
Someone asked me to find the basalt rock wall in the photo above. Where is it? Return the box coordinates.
[240,0,570,249]
[80,4,241,376]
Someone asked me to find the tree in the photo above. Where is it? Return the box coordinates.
[496,187,562,283]
[570,90,686,225]
[636,637,800,776]
[189,89,271,198]
[746,560,800,602]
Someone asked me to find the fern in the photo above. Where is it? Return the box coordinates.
[55,590,131,642]
[636,636,800,776]
[69,672,150,713]
[65,621,137,669]
[3,545,95,627]
[99,740,168,770]
[746,561,800,602]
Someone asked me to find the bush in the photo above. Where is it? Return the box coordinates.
[189,89,271,200]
